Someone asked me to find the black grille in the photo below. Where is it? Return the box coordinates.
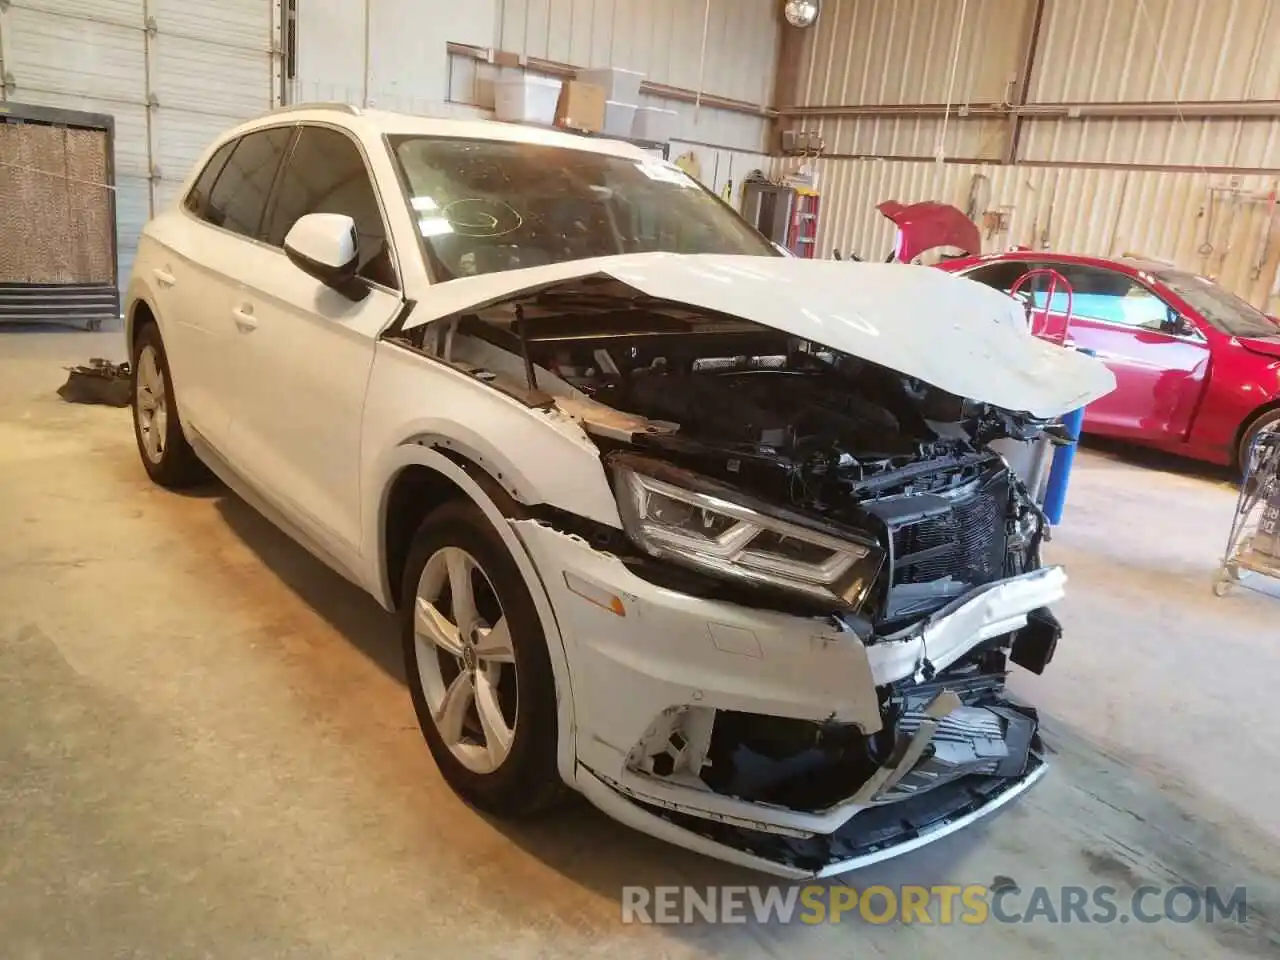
[892,486,1006,586]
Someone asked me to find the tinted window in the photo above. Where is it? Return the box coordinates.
[963,260,1036,292]
[204,126,295,239]
[265,126,397,289]
[184,140,236,218]
[389,136,776,281]
[1046,265,1170,330]
[1155,270,1278,338]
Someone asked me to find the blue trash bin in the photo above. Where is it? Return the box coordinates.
[1042,347,1094,526]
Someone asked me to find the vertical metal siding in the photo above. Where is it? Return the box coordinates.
[668,139,771,205]
[494,0,778,150]
[775,155,1280,309]
[3,1,277,288]
[1021,0,1280,167]
[499,0,777,107]
[790,0,1280,167]
[795,0,1025,107]
[1032,0,1280,102]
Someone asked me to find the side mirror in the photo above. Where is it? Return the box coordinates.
[1161,310,1195,338]
[284,213,367,299]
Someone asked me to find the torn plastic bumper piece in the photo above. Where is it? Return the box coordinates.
[575,687,1047,879]
[578,756,1047,880]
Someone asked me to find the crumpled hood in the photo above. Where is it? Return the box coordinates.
[405,253,1116,418]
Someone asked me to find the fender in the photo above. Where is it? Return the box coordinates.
[123,277,163,350]
[369,443,580,786]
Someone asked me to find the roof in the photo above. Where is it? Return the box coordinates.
[945,249,1189,279]
[228,103,652,161]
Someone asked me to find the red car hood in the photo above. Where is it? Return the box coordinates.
[1237,335,1280,359]
[878,201,981,262]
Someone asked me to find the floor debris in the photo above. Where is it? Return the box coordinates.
[57,358,131,407]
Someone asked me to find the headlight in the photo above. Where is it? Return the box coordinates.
[611,458,884,609]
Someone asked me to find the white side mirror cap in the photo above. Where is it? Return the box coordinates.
[283,213,360,291]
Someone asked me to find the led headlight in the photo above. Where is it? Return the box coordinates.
[611,458,883,609]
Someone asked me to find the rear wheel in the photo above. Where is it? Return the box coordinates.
[131,322,206,488]
[1237,408,1280,475]
[401,500,564,816]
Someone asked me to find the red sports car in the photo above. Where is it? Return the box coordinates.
[939,251,1280,469]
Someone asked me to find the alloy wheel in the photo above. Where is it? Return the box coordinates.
[135,344,168,464]
[413,546,518,775]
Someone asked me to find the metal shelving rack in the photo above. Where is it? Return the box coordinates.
[1214,428,1280,597]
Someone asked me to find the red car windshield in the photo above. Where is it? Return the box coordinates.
[1156,270,1280,338]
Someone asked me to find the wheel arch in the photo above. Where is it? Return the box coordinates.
[1234,399,1280,468]
[374,440,578,784]
[126,296,158,355]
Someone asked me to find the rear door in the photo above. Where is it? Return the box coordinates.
[219,123,404,564]
[160,126,296,451]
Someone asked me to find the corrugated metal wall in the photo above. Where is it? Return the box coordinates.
[0,0,279,289]
[776,155,1280,310]
[792,0,1024,160]
[293,0,775,193]
[782,0,1280,307]
[295,0,777,154]
[491,0,777,152]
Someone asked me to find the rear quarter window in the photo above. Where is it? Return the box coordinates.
[183,140,237,219]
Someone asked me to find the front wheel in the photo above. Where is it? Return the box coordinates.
[1237,408,1280,475]
[401,500,564,816]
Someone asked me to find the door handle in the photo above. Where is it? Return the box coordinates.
[232,305,258,332]
[153,268,176,287]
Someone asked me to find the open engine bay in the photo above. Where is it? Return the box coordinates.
[401,275,1055,630]
[394,274,1066,867]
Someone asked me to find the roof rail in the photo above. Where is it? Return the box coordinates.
[269,102,363,117]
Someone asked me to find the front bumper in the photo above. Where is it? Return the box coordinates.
[511,519,1063,877]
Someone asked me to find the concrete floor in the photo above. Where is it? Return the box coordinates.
[2,326,1279,959]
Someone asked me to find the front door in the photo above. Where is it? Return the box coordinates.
[963,259,1212,442]
[219,124,405,564]
[1043,264,1212,441]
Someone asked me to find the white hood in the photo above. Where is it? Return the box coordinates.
[404,253,1115,418]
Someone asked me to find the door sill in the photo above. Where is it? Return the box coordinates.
[188,430,369,594]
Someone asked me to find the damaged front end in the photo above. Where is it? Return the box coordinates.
[391,262,1106,876]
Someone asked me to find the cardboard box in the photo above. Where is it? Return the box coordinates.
[556,80,606,133]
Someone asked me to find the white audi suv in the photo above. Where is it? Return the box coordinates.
[124,103,1113,877]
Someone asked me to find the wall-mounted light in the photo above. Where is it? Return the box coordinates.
[783,0,821,28]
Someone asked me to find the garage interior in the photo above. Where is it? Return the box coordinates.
[3,0,1280,957]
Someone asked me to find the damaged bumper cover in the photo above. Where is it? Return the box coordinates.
[512,518,1061,879]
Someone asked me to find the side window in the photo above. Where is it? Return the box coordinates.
[204,126,295,239]
[184,140,237,219]
[963,261,1035,292]
[1053,265,1169,330]
[264,126,398,289]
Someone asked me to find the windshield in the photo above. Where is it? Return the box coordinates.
[388,136,776,281]
[1156,269,1280,338]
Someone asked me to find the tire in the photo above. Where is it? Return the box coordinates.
[1237,407,1280,474]
[131,321,207,488]
[401,500,564,817]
